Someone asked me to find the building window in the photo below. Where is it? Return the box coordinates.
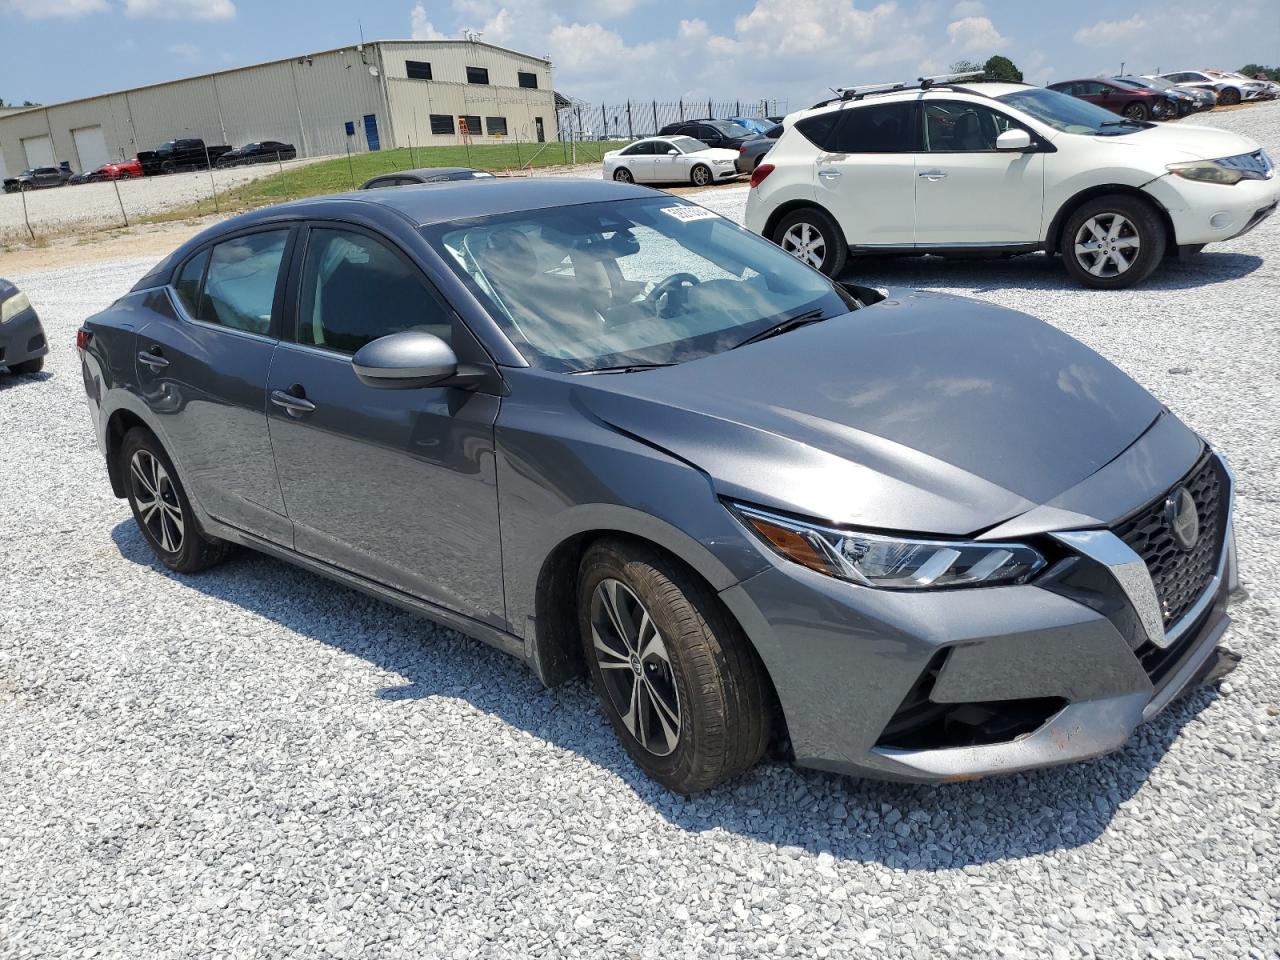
[518,71,538,89]
[406,60,433,80]
[466,66,489,85]
[458,115,482,137]
[429,114,454,135]
[485,117,508,136]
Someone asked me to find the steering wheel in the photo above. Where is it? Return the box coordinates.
[645,272,701,317]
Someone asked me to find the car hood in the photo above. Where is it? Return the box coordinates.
[690,148,742,161]
[1112,122,1261,161]
[573,290,1163,536]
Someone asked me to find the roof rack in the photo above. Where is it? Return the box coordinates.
[809,70,986,109]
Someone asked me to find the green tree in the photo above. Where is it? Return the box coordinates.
[983,55,1023,82]
[1239,63,1279,82]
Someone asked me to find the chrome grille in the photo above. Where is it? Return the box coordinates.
[1112,454,1225,629]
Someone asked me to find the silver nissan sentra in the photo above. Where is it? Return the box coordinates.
[79,179,1238,793]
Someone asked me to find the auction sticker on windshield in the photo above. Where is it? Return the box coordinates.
[661,206,721,222]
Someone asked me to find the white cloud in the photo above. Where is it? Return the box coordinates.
[945,15,1006,54]
[0,0,107,17]
[123,0,235,19]
[950,0,984,16]
[1073,14,1147,48]
[410,3,450,39]
[167,42,201,61]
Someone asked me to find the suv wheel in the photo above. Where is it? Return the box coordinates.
[773,207,848,277]
[689,164,712,187]
[121,427,232,573]
[1062,195,1166,290]
[1123,102,1149,121]
[578,539,771,794]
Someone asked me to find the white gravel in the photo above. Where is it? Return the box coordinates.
[2,103,1279,959]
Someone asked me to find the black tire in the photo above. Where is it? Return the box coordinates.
[1123,102,1149,121]
[689,164,712,187]
[120,427,232,574]
[1219,88,1241,106]
[578,539,772,794]
[613,167,634,183]
[771,206,848,277]
[1061,194,1166,290]
[8,356,43,374]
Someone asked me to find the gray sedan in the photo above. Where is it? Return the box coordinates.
[78,180,1238,793]
[1,278,48,374]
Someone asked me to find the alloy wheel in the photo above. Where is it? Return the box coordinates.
[692,166,711,186]
[781,221,827,270]
[1124,104,1147,120]
[129,449,185,554]
[613,167,634,183]
[1073,212,1141,278]
[590,578,682,756]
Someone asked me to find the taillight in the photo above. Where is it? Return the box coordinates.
[750,163,775,188]
[76,329,92,351]
[739,145,747,153]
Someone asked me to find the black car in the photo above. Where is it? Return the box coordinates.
[216,141,298,167]
[151,138,233,173]
[2,166,71,193]
[1,278,48,374]
[657,119,770,174]
[359,167,496,190]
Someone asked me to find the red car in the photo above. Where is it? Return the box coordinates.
[1047,77,1176,121]
[89,158,143,182]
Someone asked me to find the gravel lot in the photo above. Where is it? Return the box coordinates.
[2,103,1278,959]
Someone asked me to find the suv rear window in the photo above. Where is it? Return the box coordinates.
[827,102,918,152]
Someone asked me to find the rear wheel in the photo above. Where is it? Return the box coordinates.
[121,427,232,574]
[7,356,43,375]
[690,164,712,187]
[1061,194,1166,289]
[579,539,771,794]
[613,166,634,183]
[772,206,848,277]
[1123,102,1149,121]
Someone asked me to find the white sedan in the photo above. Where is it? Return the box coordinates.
[603,136,741,187]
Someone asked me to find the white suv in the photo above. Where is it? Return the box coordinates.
[746,82,1278,289]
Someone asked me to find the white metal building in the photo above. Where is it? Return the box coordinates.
[0,39,558,177]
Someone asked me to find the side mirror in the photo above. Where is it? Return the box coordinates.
[667,149,679,156]
[996,128,1033,151]
[351,330,481,389]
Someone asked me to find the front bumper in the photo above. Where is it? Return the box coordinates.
[1145,171,1280,245]
[0,305,49,369]
[719,451,1237,783]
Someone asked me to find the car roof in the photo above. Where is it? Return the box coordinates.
[400,167,486,179]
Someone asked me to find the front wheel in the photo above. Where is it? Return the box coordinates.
[121,427,232,574]
[772,206,848,277]
[7,356,43,375]
[1061,195,1166,289]
[612,166,634,183]
[689,164,712,187]
[579,539,772,794]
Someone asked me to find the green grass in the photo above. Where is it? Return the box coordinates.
[148,140,628,224]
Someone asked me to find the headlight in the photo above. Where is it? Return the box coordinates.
[713,158,735,165]
[0,290,31,324]
[729,502,1045,590]
[1167,155,1270,185]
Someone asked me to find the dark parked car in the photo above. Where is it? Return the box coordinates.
[657,118,769,171]
[1047,78,1176,121]
[151,138,233,173]
[1118,75,1215,113]
[1,278,48,374]
[3,165,71,193]
[216,141,298,167]
[359,167,496,190]
[79,179,1238,793]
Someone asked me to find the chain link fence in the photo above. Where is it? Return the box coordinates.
[557,98,790,141]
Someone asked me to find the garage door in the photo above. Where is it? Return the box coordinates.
[72,125,109,172]
[22,135,54,169]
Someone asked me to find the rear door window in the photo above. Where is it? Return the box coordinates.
[173,249,210,316]
[827,101,919,152]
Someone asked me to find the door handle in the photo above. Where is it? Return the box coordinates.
[137,347,169,369]
[818,168,842,180]
[918,170,948,181]
[270,387,316,416]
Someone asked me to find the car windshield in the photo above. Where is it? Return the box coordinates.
[711,121,754,138]
[1112,78,1149,90]
[1136,76,1174,91]
[998,87,1145,135]
[423,196,852,373]
[732,118,774,135]
[669,136,705,153]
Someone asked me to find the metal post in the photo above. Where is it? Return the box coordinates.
[653,101,659,136]
[345,137,355,189]
[626,101,633,139]
[679,99,684,121]
[20,188,34,242]
[708,99,713,119]
[277,152,288,198]
[204,143,219,214]
[112,175,128,227]
[736,100,741,116]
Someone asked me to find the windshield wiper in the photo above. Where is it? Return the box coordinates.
[732,308,831,350]
[571,362,676,375]
[1098,119,1147,129]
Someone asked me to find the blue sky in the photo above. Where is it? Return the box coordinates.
[2,0,1277,108]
